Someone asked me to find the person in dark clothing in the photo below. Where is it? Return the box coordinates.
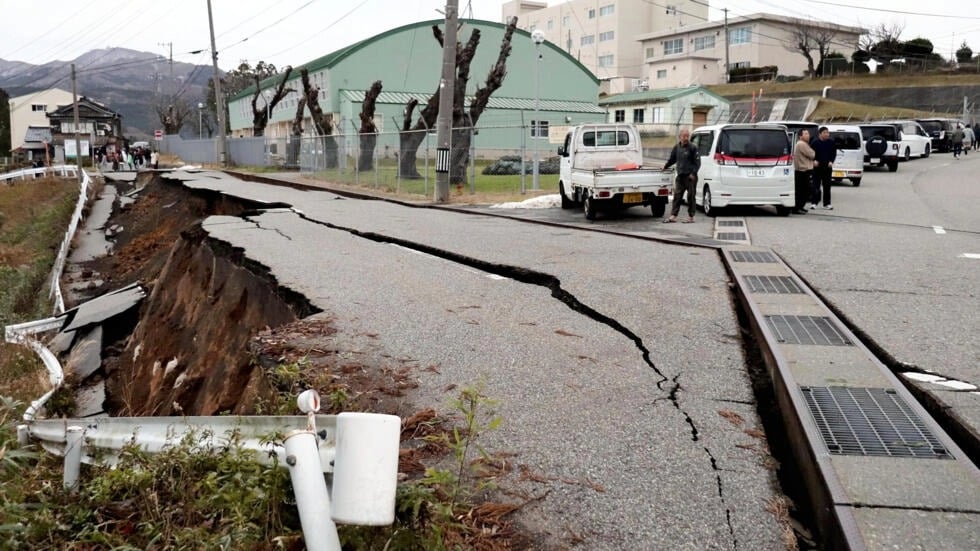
[662,128,701,223]
[974,123,980,151]
[809,127,837,210]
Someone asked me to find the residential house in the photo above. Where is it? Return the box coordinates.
[637,13,864,88]
[46,97,124,161]
[501,0,708,94]
[599,86,731,134]
[8,88,73,155]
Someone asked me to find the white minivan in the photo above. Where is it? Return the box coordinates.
[689,124,794,216]
[823,124,864,187]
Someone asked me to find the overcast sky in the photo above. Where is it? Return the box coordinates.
[1,0,976,71]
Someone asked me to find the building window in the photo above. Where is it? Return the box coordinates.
[730,27,751,45]
[656,69,667,79]
[614,110,625,122]
[531,120,549,138]
[562,15,569,26]
[547,19,554,30]
[633,109,644,123]
[598,54,614,67]
[588,8,595,19]
[694,35,715,51]
[666,5,677,15]
[32,104,47,112]
[664,38,683,55]
[600,31,615,42]
[645,47,656,59]
[581,35,595,46]
[732,61,751,69]
[599,4,615,16]
[652,107,665,123]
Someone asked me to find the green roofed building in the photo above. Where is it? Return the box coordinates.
[226,18,604,156]
[598,86,731,133]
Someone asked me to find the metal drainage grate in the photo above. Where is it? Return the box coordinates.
[765,315,852,346]
[718,220,744,227]
[717,232,748,241]
[731,250,776,263]
[800,386,953,459]
[745,275,803,294]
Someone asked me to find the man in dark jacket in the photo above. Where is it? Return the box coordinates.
[662,128,701,223]
[809,127,837,210]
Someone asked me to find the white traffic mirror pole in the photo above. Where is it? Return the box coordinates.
[284,429,340,551]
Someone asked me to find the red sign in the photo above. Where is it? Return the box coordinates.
[154,129,163,140]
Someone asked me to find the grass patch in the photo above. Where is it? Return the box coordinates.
[808,98,944,122]
[708,72,980,98]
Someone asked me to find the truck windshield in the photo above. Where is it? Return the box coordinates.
[830,132,862,150]
[583,130,630,147]
[718,129,789,158]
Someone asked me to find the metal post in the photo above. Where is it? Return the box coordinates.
[64,426,84,490]
[391,116,402,193]
[207,0,227,167]
[284,430,341,551]
[350,120,360,187]
[532,31,544,191]
[520,111,526,194]
[469,116,476,194]
[198,103,204,140]
[434,0,458,202]
[724,8,730,83]
[421,118,431,196]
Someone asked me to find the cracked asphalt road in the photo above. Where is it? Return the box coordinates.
[167,170,785,549]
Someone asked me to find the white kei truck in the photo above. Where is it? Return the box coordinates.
[557,124,673,220]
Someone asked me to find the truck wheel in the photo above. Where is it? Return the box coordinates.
[851,178,861,187]
[776,205,791,217]
[887,161,898,172]
[559,182,574,209]
[651,196,667,218]
[702,186,719,217]
[584,195,597,220]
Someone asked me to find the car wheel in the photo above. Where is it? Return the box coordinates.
[851,178,861,187]
[584,195,597,220]
[651,196,667,218]
[923,145,930,158]
[702,185,718,217]
[559,182,574,209]
[904,147,911,162]
[887,161,898,172]
[776,205,791,217]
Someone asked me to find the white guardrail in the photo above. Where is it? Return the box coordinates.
[3,165,401,550]
[0,164,81,183]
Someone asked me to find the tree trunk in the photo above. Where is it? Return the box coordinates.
[358,80,383,171]
[252,67,294,137]
[398,129,426,179]
[287,96,306,168]
[449,128,472,186]
[300,67,338,169]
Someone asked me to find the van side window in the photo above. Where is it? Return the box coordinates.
[692,132,714,156]
[830,131,861,150]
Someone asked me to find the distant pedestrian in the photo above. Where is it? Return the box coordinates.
[150,150,159,169]
[951,124,965,159]
[662,127,701,223]
[793,129,815,214]
[973,123,980,150]
[963,126,975,156]
[809,126,837,210]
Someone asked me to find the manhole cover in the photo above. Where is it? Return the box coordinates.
[765,315,852,346]
[718,220,744,227]
[745,275,803,294]
[731,250,776,263]
[717,232,748,241]
[801,386,953,459]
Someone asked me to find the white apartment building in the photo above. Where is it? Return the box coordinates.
[8,88,74,151]
[501,0,708,94]
[637,13,864,88]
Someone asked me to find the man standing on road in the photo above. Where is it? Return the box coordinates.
[973,122,980,151]
[793,130,815,215]
[809,127,837,210]
[951,124,965,159]
[662,128,701,223]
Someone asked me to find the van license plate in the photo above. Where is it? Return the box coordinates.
[832,171,844,178]
[622,193,642,204]
[746,169,766,177]
[870,158,880,163]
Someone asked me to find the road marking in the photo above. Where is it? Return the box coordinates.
[959,253,980,259]
[933,226,946,234]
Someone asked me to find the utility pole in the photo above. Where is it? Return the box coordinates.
[159,41,173,95]
[70,64,82,184]
[724,8,730,83]
[207,0,227,167]
[434,0,458,203]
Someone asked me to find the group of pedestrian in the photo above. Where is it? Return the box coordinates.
[793,126,837,213]
[950,123,976,159]
[94,145,158,172]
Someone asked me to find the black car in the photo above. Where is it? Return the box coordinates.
[915,118,962,153]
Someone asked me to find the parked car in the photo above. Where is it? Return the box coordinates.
[824,124,864,186]
[915,118,963,153]
[689,123,794,216]
[858,124,900,172]
[879,120,931,160]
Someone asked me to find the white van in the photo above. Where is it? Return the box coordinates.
[689,123,795,216]
[824,124,864,187]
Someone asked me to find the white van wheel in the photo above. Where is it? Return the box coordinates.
[702,186,718,217]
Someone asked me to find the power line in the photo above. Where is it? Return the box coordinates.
[218,0,319,55]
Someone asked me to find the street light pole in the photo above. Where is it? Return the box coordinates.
[264,91,271,135]
[198,102,204,139]
[531,29,545,191]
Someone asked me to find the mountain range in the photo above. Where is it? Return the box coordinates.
[1,47,216,139]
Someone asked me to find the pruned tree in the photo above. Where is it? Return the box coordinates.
[397,16,519,181]
[956,41,973,64]
[859,22,904,63]
[251,66,293,137]
[155,99,192,135]
[206,60,280,134]
[300,67,339,168]
[358,80,383,171]
[287,95,306,168]
[787,19,838,77]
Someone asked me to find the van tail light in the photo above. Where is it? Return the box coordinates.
[777,155,792,166]
[891,143,898,150]
[713,153,738,166]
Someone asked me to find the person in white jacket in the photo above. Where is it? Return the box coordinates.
[963,126,975,155]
